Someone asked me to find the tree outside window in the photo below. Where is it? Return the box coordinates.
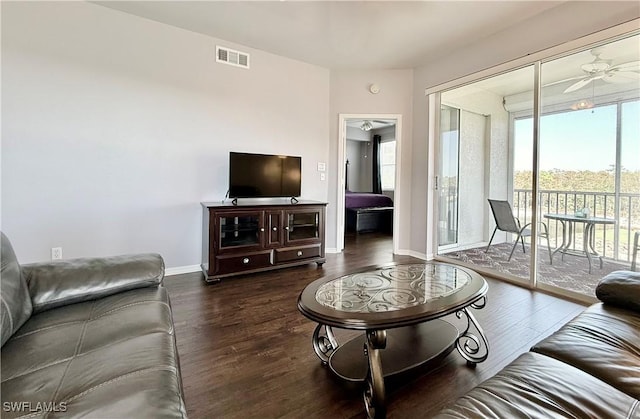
[381,141,396,190]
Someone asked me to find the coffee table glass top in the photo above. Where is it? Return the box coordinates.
[315,263,472,313]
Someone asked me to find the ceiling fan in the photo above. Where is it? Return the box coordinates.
[360,120,394,131]
[549,47,640,93]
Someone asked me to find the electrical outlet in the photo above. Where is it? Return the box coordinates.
[51,247,62,260]
[320,173,326,181]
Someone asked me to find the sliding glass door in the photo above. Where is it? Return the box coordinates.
[433,30,639,300]
[536,34,640,298]
[438,105,460,248]
[436,66,535,284]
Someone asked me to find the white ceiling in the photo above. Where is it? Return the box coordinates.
[95,1,564,70]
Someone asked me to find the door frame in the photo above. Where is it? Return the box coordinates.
[337,113,402,253]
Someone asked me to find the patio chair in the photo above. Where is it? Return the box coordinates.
[485,199,552,263]
[632,231,639,271]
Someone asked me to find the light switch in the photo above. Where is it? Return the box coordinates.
[317,162,326,172]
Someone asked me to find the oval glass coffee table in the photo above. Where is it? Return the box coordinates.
[297,262,489,418]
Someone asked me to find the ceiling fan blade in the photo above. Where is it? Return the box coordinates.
[609,60,640,71]
[602,71,640,84]
[563,77,594,93]
[544,76,587,88]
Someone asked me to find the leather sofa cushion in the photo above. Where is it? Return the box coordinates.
[1,232,32,347]
[532,302,640,399]
[435,352,639,418]
[23,253,164,314]
[596,270,640,312]
[1,286,186,418]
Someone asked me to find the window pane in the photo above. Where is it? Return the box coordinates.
[621,100,640,262]
[381,165,394,190]
[536,33,639,299]
[539,105,617,192]
[621,100,640,194]
[381,141,396,164]
[381,141,396,190]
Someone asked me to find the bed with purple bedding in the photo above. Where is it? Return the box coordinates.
[345,191,394,209]
[345,191,394,233]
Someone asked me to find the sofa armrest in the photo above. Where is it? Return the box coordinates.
[595,270,640,313]
[23,253,165,313]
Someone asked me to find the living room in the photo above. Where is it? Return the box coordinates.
[2,1,640,418]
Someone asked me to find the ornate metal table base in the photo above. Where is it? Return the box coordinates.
[312,324,338,364]
[300,262,490,419]
[455,296,489,365]
[310,298,489,418]
[364,330,386,419]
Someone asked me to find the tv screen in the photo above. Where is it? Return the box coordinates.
[229,152,302,198]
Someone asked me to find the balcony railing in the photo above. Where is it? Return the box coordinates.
[514,189,640,262]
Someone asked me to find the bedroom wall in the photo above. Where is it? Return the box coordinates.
[346,126,372,193]
[1,2,330,268]
[346,140,364,192]
[410,2,639,258]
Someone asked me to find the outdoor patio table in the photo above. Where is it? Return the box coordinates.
[543,213,616,274]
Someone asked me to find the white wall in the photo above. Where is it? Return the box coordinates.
[328,70,413,251]
[411,2,640,258]
[457,110,487,245]
[444,88,511,246]
[1,2,330,267]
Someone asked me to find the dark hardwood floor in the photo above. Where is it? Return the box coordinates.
[164,232,587,418]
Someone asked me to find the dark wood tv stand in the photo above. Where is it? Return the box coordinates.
[201,200,327,283]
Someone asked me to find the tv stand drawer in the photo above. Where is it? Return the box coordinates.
[215,251,272,275]
[275,244,321,264]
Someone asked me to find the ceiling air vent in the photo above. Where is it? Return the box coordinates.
[216,46,250,69]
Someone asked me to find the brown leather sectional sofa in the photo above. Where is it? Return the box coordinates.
[1,232,187,418]
[437,270,640,418]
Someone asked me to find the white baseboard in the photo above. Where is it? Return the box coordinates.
[395,249,429,260]
[165,265,201,277]
[325,248,341,254]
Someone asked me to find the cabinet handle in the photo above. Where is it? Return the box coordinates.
[242,257,250,264]
[297,251,303,257]
[272,227,278,231]
[260,228,265,232]
[284,226,290,231]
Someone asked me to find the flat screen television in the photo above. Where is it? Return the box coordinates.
[229,152,302,198]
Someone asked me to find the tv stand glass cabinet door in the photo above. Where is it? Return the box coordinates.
[217,212,263,250]
[285,208,322,245]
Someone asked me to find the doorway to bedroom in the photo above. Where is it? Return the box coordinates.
[338,115,400,253]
